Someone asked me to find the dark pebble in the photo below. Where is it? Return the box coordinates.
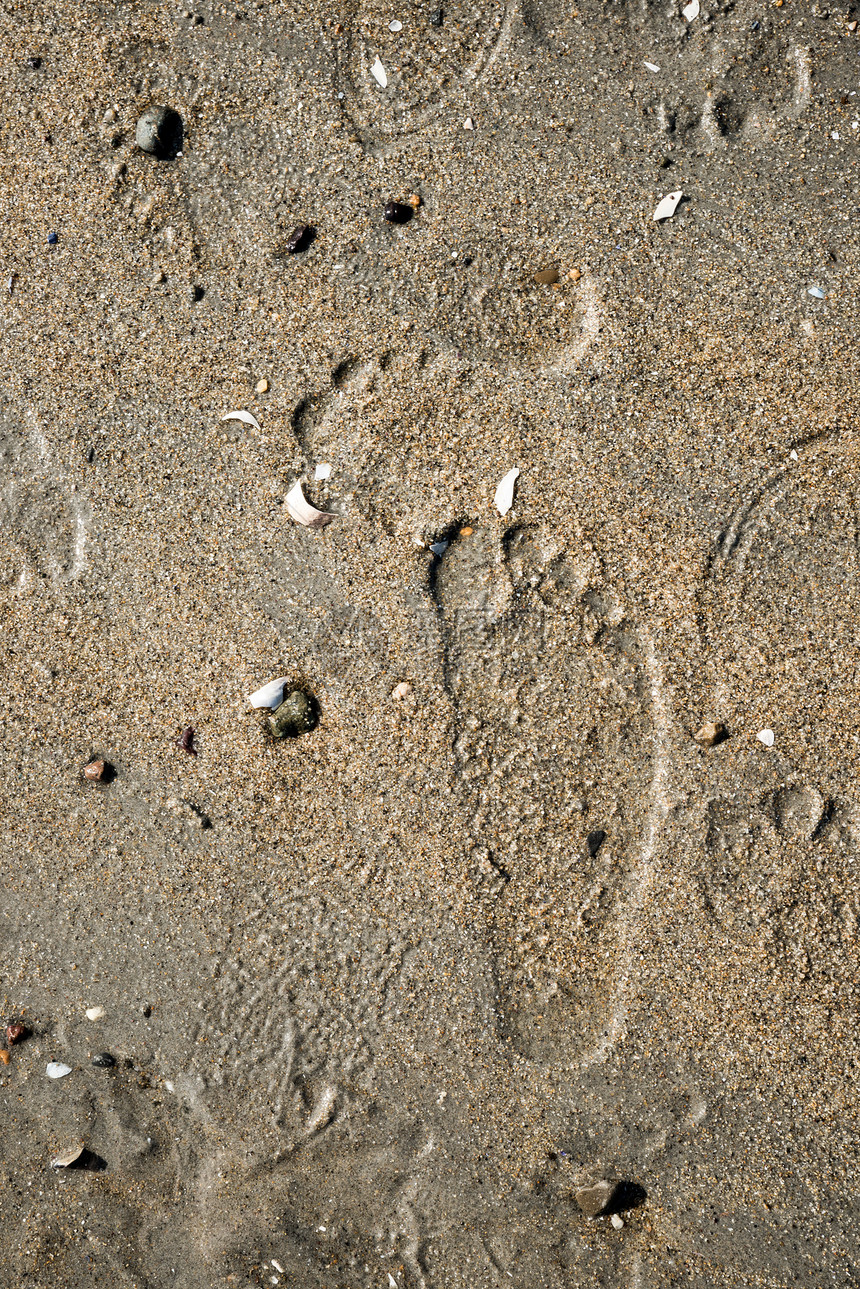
[268,689,318,739]
[429,7,443,25]
[86,446,95,463]
[92,1052,115,1068]
[191,285,205,302]
[177,725,196,754]
[27,56,42,69]
[586,829,606,858]
[6,1023,28,1045]
[135,105,183,159]
[142,1005,152,1018]
[47,231,58,245]
[284,224,314,254]
[383,201,413,225]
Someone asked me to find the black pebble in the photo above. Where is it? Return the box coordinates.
[27,56,42,69]
[86,446,95,463]
[284,223,313,254]
[191,285,205,302]
[47,231,58,245]
[92,1053,115,1068]
[429,8,443,26]
[586,829,607,858]
[142,1005,152,1018]
[383,201,412,225]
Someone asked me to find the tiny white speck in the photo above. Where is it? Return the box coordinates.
[644,61,660,72]
[610,1213,624,1229]
[337,91,344,99]
[789,449,799,461]
[831,130,840,140]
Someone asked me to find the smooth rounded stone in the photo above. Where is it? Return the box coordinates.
[283,224,313,253]
[693,720,727,748]
[534,267,560,285]
[574,1180,617,1219]
[135,106,183,159]
[267,690,318,739]
[91,1052,115,1068]
[383,200,412,224]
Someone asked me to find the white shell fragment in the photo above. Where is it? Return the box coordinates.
[370,57,388,87]
[429,540,449,557]
[389,19,402,31]
[610,1214,625,1230]
[644,61,660,72]
[285,480,335,529]
[494,467,520,517]
[247,676,290,710]
[653,191,683,221]
[808,286,825,299]
[271,1261,285,1275]
[757,729,775,747]
[314,462,332,481]
[51,1143,84,1169]
[682,0,699,19]
[85,1006,105,1021]
[388,1276,399,1289]
[46,1062,73,1079]
[221,409,262,432]
[789,449,799,461]
[464,117,474,130]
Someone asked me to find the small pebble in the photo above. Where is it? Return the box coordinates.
[83,759,106,781]
[135,105,183,158]
[463,117,474,130]
[692,721,727,748]
[569,267,581,281]
[757,728,775,747]
[389,19,402,31]
[575,1180,617,1219]
[191,285,205,302]
[610,1214,624,1230]
[85,1006,105,1021]
[268,690,318,739]
[27,56,42,69]
[152,268,166,284]
[91,1053,116,1068]
[111,161,127,178]
[534,267,560,285]
[6,1023,27,1045]
[429,8,443,26]
[284,224,313,253]
[586,829,606,857]
[178,726,196,755]
[392,682,413,701]
[0,1050,9,1065]
[407,193,422,209]
[47,231,58,245]
[383,200,412,224]
[255,379,269,394]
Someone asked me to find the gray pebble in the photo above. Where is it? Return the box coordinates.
[268,690,318,739]
[135,106,183,159]
[91,1052,115,1068]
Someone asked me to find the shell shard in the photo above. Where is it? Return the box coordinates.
[221,410,262,432]
[285,480,335,529]
[46,1061,73,1079]
[51,1143,84,1169]
[494,467,520,517]
[653,191,683,221]
[246,676,290,710]
[370,57,388,87]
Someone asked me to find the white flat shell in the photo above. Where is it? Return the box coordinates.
[757,729,775,747]
[389,19,402,31]
[221,410,262,432]
[247,677,290,710]
[85,1006,105,1021]
[644,61,660,72]
[285,480,335,529]
[494,467,520,517]
[653,191,683,221]
[51,1143,84,1168]
[314,462,332,481]
[46,1062,73,1079]
[370,57,388,87]
[808,286,825,299]
[682,0,699,19]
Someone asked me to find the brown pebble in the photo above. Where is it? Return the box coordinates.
[693,721,728,749]
[407,193,422,209]
[383,200,412,224]
[534,268,560,285]
[569,267,581,282]
[575,1180,617,1219]
[255,379,269,394]
[6,1024,27,1045]
[284,224,313,253]
[0,1050,9,1065]
[83,759,106,781]
[460,526,473,536]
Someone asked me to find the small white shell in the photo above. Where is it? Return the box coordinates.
[682,0,699,19]
[757,729,775,747]
[51,1143,84,1168]
[314,462,332,481]
[46,1062,73,1079]
[653,191,683,221]
[285,480,335,529]
[221,409,262,432]
[494,467,520,517]
[85,1006,105,1021]
[644,61,660,72]
[370,57,388,87]
[247,676,290,710]
[389,19,402,31]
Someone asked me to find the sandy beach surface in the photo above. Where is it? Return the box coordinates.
[2,1,860,1285]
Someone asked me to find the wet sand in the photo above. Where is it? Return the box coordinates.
[2,1,860,1285]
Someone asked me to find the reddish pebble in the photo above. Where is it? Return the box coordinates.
[6,1024,27,1045]
[178,726,196,755]
[83,759,106,781]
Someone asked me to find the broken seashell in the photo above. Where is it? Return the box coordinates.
[757,728,775,747]
[221,409,262,432]
[653,191,683,221]
[391,682,413,701]
[51,1143,85,1169]
[314,463,332,481]
[494,467,520,517]
[85,1006,105,1021]
[246,676,290,710]
[682,0,699,19]
[370,56,388,87]
[285,480,335,529]
[46,1061,73,1079]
